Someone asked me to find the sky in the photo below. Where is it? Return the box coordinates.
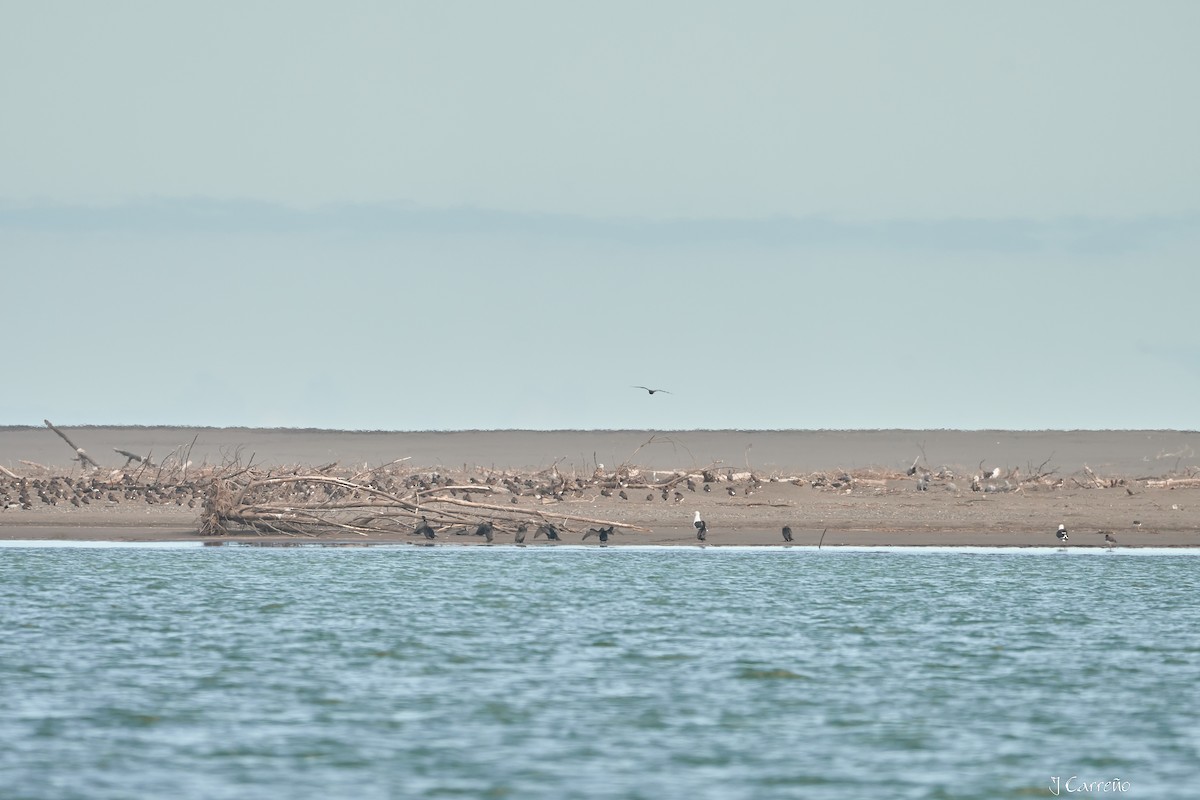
[2,1,1198,431]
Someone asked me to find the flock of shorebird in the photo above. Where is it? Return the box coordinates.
[403,512,1124,548]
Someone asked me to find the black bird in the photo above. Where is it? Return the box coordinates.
[632,386,671,395]
[618,490,628,500]
[534,523,561,541]
[693,511,707,541]
[415,516,437,539]
[514,523,528,544]
[1056,524,1069,544]
[782,526,793,543]
[583,525,615,544]
[474,521,494,543]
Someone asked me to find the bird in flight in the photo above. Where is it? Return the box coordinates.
[633,386,671,395]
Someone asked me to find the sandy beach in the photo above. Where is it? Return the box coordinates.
[3,426,1198,547]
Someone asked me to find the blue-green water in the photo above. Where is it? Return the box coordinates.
[2,544,1198,799]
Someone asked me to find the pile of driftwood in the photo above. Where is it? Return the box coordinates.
[197,459,678,537]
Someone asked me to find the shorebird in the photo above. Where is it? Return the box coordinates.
[632,386,671,395]
[474,521,494,543]
[693,511,707,541]
[1102,531,1118,547]
[534,523,561,541]
[583,525,615,543]
[415,516,437,539]
[782,526,793,543]
[1056,524,1069,544]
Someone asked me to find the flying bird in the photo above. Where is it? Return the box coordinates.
[1056,524,1069,544]
[632,386,671,395]
[693,511,707,541]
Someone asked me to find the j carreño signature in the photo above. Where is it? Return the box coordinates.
[1049,776,1131,796]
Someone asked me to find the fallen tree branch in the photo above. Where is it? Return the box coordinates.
[44,419,100,469]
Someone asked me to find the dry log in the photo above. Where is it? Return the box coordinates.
[200,467,651,536]
[43,419,101,469]
[1144,478,1200,489]
[114,448,156,468]
[0,463,19,479]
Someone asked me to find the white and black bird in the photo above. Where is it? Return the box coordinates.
[782,525,793,543]
[632,386,671,395]
[1056,524,1069,544]
[693,511,707,541]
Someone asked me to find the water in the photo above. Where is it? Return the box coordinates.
[2,545,1198,799]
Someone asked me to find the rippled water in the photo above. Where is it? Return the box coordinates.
[2,545,1198,799]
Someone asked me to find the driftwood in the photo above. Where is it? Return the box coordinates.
[0,463,18,479]
[199,462,651,538]
[43,419,100,469]
[114,448,156,468]
[1145,478,1200,489]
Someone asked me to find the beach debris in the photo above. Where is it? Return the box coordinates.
[43,419,101,469]
[191,460,645,538]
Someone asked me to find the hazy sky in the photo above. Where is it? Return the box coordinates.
[2,2,1198,430]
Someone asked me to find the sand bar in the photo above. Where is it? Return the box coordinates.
[2,427,1198,547]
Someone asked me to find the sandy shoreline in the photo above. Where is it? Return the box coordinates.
[3,427,1199,548]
